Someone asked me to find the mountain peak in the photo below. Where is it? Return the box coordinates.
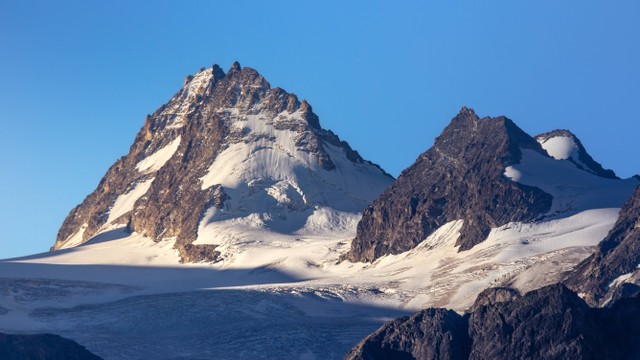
[229,60,242,72]
[434,110,543,165]
[535,129,618,179]
[456,105,479,119]
[346,110,553,262]
[347,106,639,263]
[211,64,225,80]
[53,62,393,263]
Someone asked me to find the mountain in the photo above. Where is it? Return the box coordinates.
[565,185,640,306]
[51,62,393,262]
[535,129,618,179]
[346,284,640,360]
[4,66,639,359]
[345,107,552,262]
[346,107,638,263]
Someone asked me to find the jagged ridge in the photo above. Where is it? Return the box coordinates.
[346,107,553,262]
[53,62,393,261]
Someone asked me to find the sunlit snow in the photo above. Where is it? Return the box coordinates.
[135,136,181,173]
[504,149,638,217]
[107,178,155,224]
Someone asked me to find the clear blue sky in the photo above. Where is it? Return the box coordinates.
[1,1,639,259]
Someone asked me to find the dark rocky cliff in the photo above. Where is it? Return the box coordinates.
[346,108,553,262]
[346,284,640,360]
[345,308,470,360]
[0,332,102,360]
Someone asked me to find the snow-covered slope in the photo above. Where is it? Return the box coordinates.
[195,108,393,250]
[504,149,637,218]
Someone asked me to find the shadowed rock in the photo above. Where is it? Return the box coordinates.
[346,107,553,262]
[345,308,470,360]
[468,284,603,360]
[0,333,102,360]
[346,284,640,360]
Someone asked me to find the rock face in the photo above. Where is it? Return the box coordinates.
[52,62,393,261]
[346,108,553,262]
[347,284,640,360]
[468,284,603,360]
[468,287,521,311]
[345,308,470,360]
[565,185,640,306]
[0,332,102,360]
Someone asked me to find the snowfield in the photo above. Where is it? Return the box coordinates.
[0,208,629,359]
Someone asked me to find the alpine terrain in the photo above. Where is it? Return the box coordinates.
[51,61,394,263]
[1,63,638,359]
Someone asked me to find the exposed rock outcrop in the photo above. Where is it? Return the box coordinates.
[345,308,470,360]
[346,108,553,262]
[347,284,640,360]
[0,332,102,360]
[468,284,603,360]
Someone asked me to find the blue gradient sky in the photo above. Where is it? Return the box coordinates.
[1,1,639,258]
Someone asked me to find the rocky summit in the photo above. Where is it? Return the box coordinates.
[52,62,393,262]
[346,108,553,262]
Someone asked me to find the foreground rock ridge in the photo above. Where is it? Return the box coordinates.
[346,107,554,262]
[346,284,640,360]
[52,62,393,260]
[0,332,103,360]
[565,185,640,306]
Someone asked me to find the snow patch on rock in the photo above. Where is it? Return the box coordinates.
[107,178,155,224]
[59,224,88,250]
[195,109,393,248]
[136,136,181,173]
[165,68,214,129]
[538,135,580,161]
